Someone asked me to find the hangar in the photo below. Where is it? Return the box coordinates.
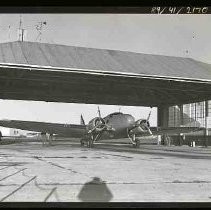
[0,41,211,130]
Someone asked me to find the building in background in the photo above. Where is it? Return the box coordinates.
[168,101,210,128]
[0,126,29,137]
[167,100,211,146]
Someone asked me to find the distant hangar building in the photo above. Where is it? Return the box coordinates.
[0,126,27,137]
[0,41,211,144]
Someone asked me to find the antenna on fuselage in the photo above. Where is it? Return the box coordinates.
[18,15,26,41]
[97,106,102,118]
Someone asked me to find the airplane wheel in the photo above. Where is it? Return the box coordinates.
[132,140,140,148]
[135,140,140,148]
[80,139,85,147]
[87,140,93,148]
[87,141,90,148]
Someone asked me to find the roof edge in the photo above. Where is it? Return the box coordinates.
[1,62,211,84]
[0,40,204,62]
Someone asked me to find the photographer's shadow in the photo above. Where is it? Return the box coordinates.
[77,177,113,202]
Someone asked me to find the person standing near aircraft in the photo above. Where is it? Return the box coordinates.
[44,133,53,146]
[48,133,54,146]
[41,132,47,146]
[46,133,51,145]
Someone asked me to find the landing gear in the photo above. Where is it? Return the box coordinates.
[80,139,85,146]
[127,130,141,148]
[135,139,140,148]
[80,134,94,148]
[132,139,140,148]
[87,139,94,148]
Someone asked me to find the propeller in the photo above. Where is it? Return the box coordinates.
[146,109,152,135]
[147,109,152,121]
[97,106,101,118]
[83,108,115,146]
[87,107,115,135]
[88,118,105,134]
[80,114,85,125]
[88,118,115,133]
[138,109,152,130]
[128,109,153,137]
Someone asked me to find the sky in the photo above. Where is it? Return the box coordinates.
[0,14,210,127]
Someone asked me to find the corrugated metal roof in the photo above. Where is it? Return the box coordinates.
[0,41,211,80]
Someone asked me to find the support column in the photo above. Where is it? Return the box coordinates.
[157,105,169,127]
[178,104,184,146]
[157,105,170,146]
[204,101,209,147]
[179,104,183,126]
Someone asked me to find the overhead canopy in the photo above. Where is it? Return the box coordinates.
[0,41,211,107]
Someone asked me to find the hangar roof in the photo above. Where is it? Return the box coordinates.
[0,41,211,107]
[0,41,211,81]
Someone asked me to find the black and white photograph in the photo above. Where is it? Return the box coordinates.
[0,7,211,206]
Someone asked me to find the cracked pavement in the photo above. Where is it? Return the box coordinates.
[0,139,211,202]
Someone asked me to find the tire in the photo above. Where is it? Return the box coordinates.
[87,139,93,148]
[135,139,140,148]
[80,139,85,147]
[87,142,90,148]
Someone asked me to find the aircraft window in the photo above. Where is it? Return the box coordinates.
[109,112,123,117]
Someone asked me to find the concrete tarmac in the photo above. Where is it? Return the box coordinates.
[0,139,211,202]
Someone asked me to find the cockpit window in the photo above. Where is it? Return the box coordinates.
[108,112,123,117]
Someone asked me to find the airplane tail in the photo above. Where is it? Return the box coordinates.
[80,114,85,125]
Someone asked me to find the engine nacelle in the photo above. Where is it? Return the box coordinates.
[135,119,150,131]
[87,117,106,133]
[129,119,151,135]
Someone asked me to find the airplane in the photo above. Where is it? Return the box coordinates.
[0,106,203,148]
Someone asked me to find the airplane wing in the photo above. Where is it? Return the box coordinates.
[148,126,204,136]
[0,119,86,138]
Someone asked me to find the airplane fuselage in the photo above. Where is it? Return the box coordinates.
[96,112,135,140]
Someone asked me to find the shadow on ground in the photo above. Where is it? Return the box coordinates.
[77,177,113,202]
